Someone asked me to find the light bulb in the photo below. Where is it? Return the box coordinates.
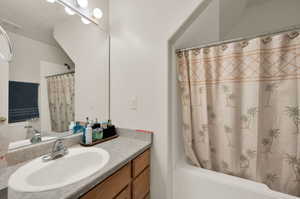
[46,0,56,3]
[65,7,75,15]
[81,17,91,25]
[93,8,103,19]
[76,0,88,8]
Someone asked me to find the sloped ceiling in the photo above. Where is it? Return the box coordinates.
[174,0,297,49]
[175,0,248,49]
[219,0,247,39]
[0,0,69,46]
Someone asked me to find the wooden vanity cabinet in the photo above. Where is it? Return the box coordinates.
[115,185,131,199]
[81,149,150,199]
[132,167,150,199]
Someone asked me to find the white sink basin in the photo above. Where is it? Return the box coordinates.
[8,147,109,192]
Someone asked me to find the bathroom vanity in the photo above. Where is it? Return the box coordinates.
[3,129,152,199]
[81,149,150,199]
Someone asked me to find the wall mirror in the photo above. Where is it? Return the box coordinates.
[0,0,109,151]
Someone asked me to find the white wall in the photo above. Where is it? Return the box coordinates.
[54,17,109,122]
[9,32,72,83]
[109,0,204,198]
[0,38,9,125]
[0,31,11,154]
[0,59,9,151]
[40,61,69,133]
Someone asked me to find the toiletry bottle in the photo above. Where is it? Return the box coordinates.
[85,122,93,144]
[98,126,104,139]
[92,118,99,140]
[69,121,75,134]
[74,122,80,134]
[82,127,86,143]
[85,117,89,127]
[107,120,112,127]
[102,121,108,129]
[92,118,101,129]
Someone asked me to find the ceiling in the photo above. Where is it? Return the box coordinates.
[0,0,71,46]
[174,0,286,49]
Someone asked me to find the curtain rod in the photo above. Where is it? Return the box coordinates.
[176,24,300,52]
[46,71,75,78]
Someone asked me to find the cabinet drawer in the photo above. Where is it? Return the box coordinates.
[132,167,150,199]
[115,185,131,199]
[81,163,131,199]
[132,150,150,178]
[143,194,150,199]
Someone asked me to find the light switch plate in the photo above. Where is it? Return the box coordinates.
[129,96,137,110]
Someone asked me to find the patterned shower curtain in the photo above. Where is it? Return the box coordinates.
[177,30,300,196]
[47,73,75,132]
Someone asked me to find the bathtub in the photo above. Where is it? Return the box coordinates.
[173,162,299,199]
[170,62,299,199]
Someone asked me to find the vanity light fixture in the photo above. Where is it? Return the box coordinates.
[93,8,103,19]
[47,0,103,26]
[81,17,91,25]
[46,0,56,3]
[76,0,88,9]
[65,7,75,15]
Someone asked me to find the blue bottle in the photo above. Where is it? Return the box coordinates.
[82,127,86,143]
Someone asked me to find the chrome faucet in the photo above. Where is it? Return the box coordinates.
[30,129,42,144]
[24,122,42,144]
[42,138,68,162]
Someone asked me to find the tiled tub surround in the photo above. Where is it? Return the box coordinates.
[0,129,152,199]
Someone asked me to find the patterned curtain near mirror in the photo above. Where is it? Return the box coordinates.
[47,73,75,132]
[177,30,300,196]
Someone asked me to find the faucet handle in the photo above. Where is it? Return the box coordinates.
[55,138,65,145]
[42,138,68,162]
[30,132,42,144]
[52,138,67,153]
[33,129,41,134]
[24,125,32,129]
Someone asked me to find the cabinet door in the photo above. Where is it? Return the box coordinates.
[132,150,150,178]
[143,194,150,199]
[132,168,150,199]
[115,185,131,199]
[81,163,131,199]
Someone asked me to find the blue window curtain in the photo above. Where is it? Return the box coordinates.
[9,81,39,123]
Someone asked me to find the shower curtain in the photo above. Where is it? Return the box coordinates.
[177,30,300,196]
[47,73,75,132]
